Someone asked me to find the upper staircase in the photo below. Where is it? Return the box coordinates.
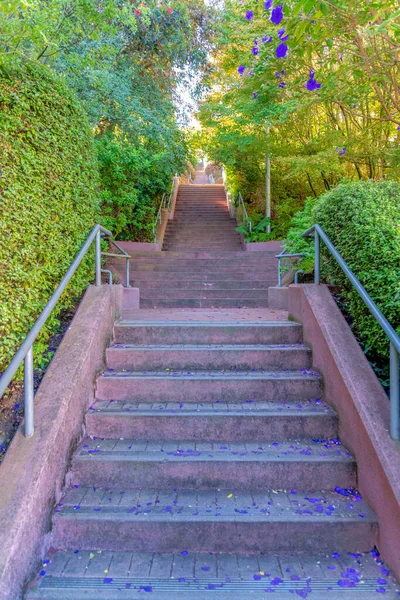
[162,184,242,251]
[127,179,278,308]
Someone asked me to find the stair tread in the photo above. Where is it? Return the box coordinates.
[74,437,352,463]
[109,343,309,350]
[89,398,334,415]
[99,369,321,380]
[116,320,299,328]
[55,486,374,522]
[28,548,398,599]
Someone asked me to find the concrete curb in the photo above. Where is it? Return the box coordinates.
[0,285,123,600]
[288,283,400,580]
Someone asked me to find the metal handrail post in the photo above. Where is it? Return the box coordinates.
[278,258,282,287]
[125,257,130,288]
[24,347,34,437]
[95,230,101,286]
[390,344,400,440]
[314,230,320,285]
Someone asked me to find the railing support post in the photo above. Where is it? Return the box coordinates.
[390,343,400,440]
[277,259,282,288]
[24,347,34,437]
[314,230,320,285]
[125,258,130,288]
[95,230,101,286]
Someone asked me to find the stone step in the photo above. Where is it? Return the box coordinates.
[96,369,323,403]
[129,255,277,263]
[128,265,273,273]
[127,251,279,258]
[114,321,303,346]
[131,280,273,290]
[139,299,271,308]
[70,436,356,489]
[51,487,374,554]
[164,231,239,237]
[27,548,397,600]
[167,220,236,225]
[86,399,337,440]
[106,343,312,371]
[163,239,241,246]
[163,241,241,247]
[138,290,271,300]
[129,272,277,282]
[162,249,244,254]
[163,238,241,245]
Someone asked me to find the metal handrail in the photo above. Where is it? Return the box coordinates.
[236,192,252,233]
[303,224,400,440]
[276,249,308,287]
[152,175,178,243]
[0,224,130,438]
[153,193,167,242]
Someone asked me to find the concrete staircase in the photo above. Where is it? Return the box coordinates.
[130,251,278,308]
[27,312,399,599]
[162,185,241,251]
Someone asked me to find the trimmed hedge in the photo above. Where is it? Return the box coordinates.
[285,180,400,371]
[313,180,400,361]
[0,58,99,374]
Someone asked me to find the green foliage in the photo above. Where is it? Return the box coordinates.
[283,197,317,273]
[284,180,400,377]
[313,180,400,360]
[198,0,400,238]
[97,134,187,241]
[0,57,99,373]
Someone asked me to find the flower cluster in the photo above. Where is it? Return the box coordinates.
[239,2,323,98]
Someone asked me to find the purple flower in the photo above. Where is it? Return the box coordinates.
[279,81,285,88]
[271,4,283,25]
[246,10,253,20]
[339,147,347,155]
[264,0,272,8]
[262,35,273,43]
[252,46,259,56]
[306,70,321,91]
[278,28,288,41]
[276,43,288,58]
[253,92,259,99]
[238,65,245,76]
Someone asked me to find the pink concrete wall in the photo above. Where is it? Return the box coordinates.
[0,285,123,600]
[289,284,400,580]
[115,241,161,252]
[245,241,282,252]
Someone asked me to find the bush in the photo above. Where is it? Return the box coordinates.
[0,57,99,374]
[97,134,187,241]
[284,180,400,373]
[313,180,400,361]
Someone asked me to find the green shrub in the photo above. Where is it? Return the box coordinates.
[284,180,400,371]
[0,57,99,375]
[313,180,400,361]
[97,134,186,241]
[283,196,316,272]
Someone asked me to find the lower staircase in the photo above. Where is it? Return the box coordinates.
[26,179,399,598]
[27,311,399,598]
[129,251,278,308]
